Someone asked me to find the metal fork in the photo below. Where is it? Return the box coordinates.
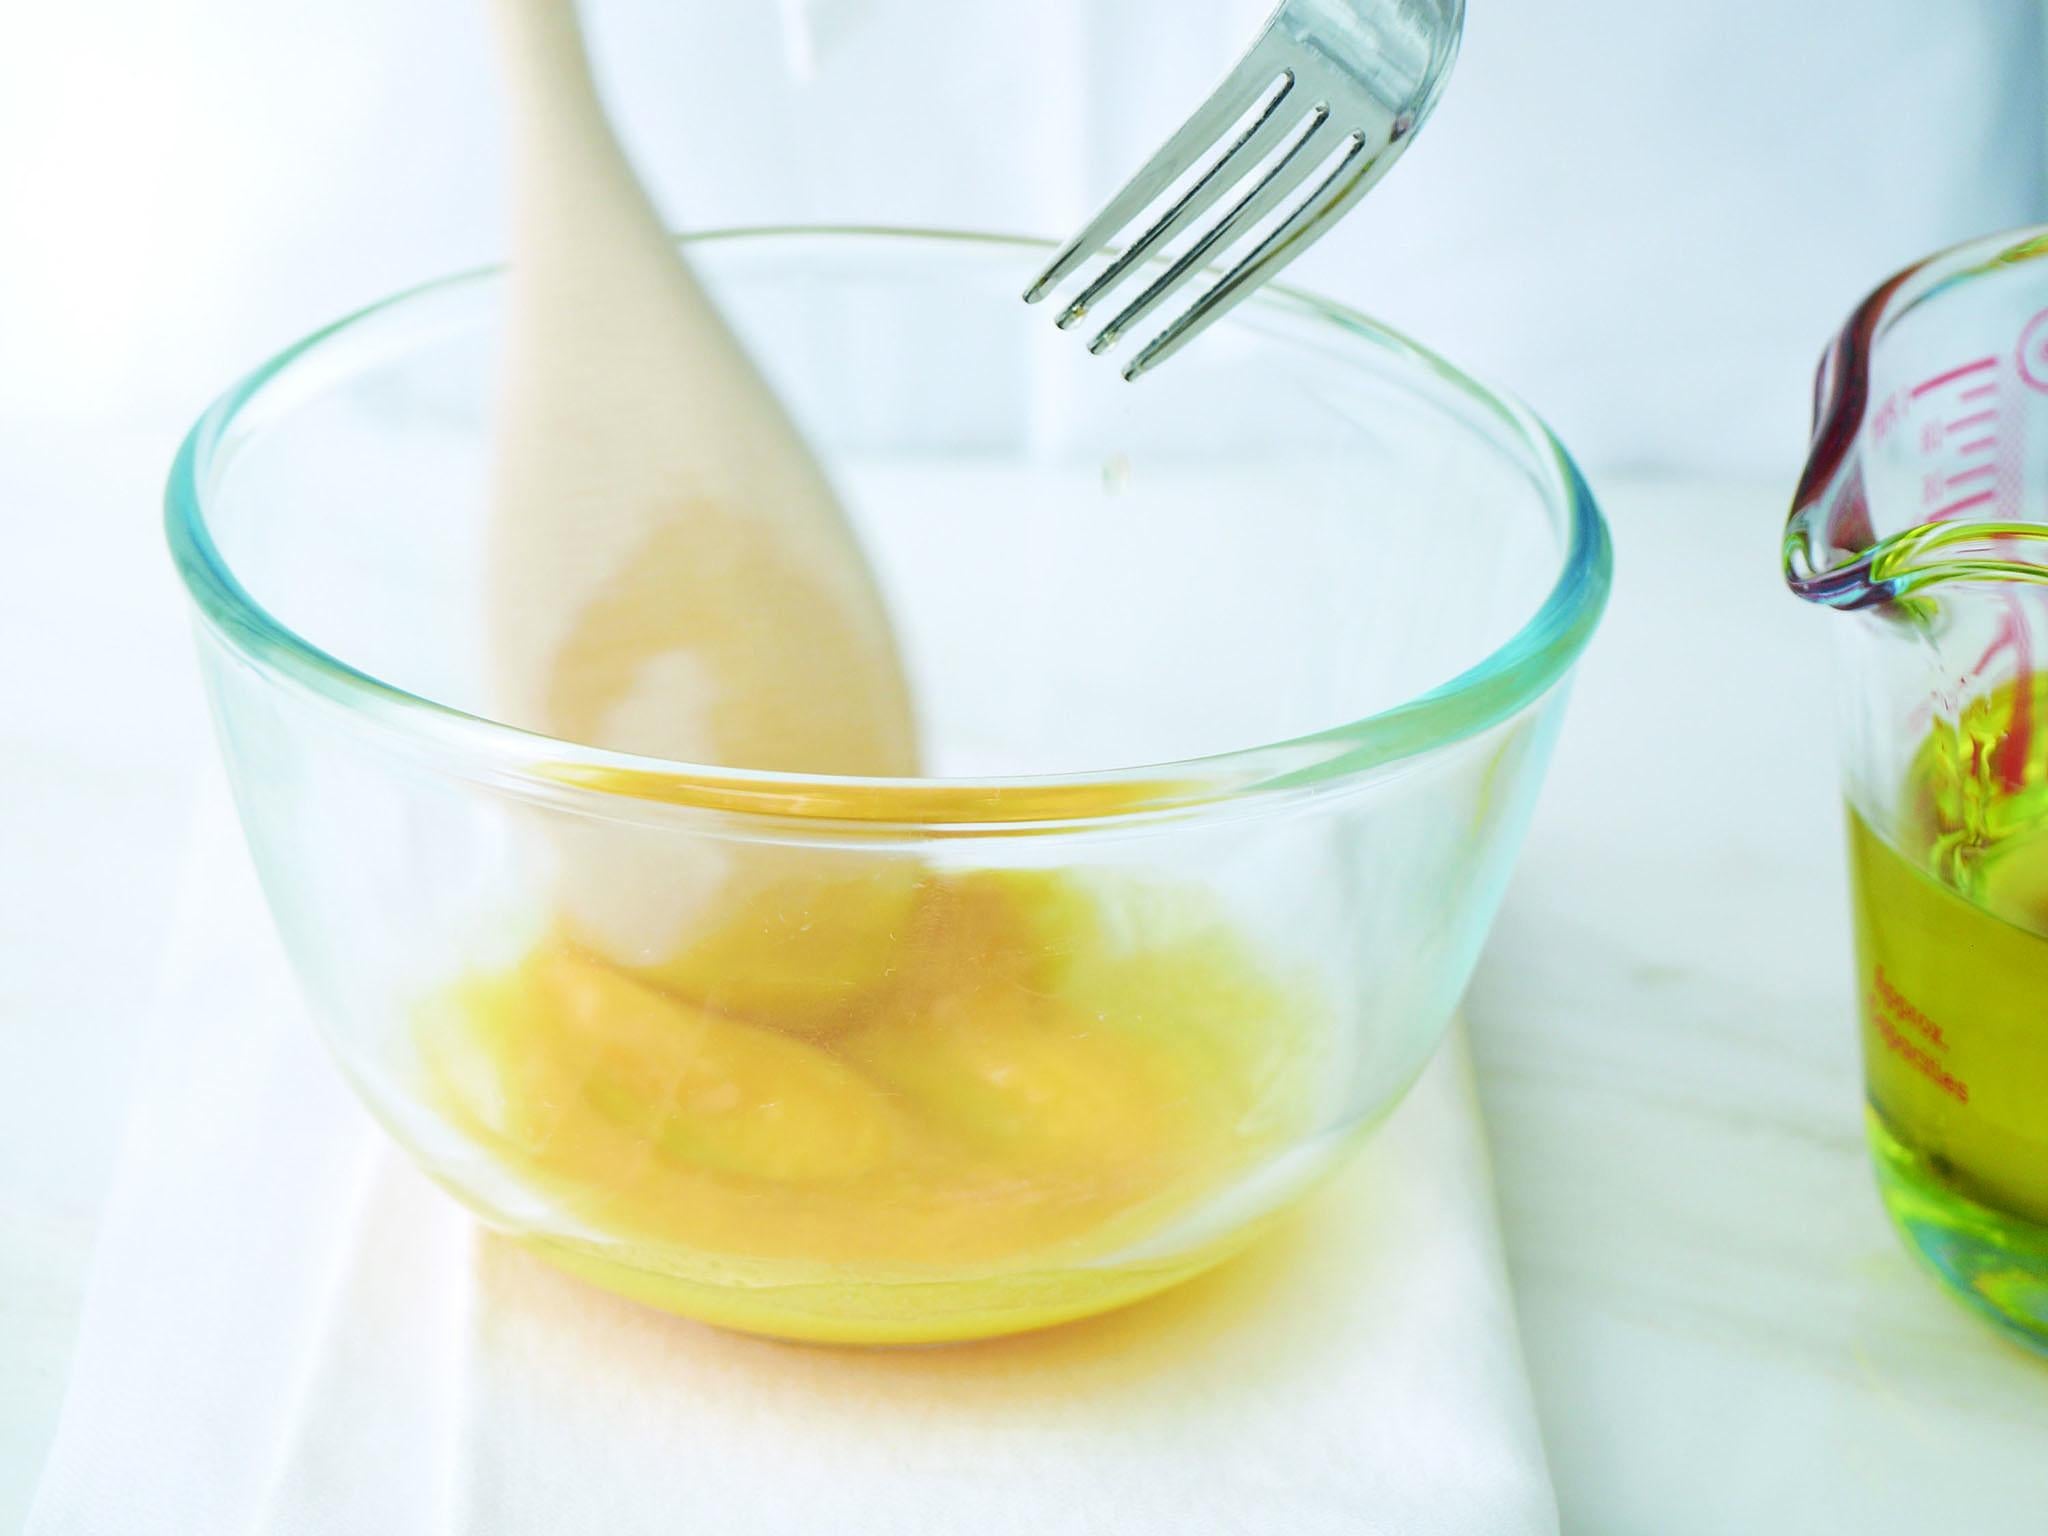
[1023,0,1465,380]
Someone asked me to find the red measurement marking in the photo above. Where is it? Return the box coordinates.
[2021,310,2048,394]
[1948,463,1998,488]
[1930,488,1998,520]
[1912,356,1996,397]
[1961,382,1998,403]
[1957,436,1998,456]
[1946,409,1998,433]
[1869,1000,1970,1103]
[1874,969,1947,1049]
[1971,600,2036,793]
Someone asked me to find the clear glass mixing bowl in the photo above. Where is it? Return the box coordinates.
[167,227,1610,1344]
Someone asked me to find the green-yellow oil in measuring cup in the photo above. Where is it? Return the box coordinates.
[1847,675,2048,1347]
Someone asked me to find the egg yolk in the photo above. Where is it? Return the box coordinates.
[416,867,1323,1342]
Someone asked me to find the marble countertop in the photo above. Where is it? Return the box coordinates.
[1468,481,2048,1527]
[3,440,2043,1530]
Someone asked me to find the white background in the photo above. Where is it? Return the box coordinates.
[5,2,2048,1528]
[0,1,2041,470]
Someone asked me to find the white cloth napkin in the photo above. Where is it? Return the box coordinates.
[28,793,1556,1535]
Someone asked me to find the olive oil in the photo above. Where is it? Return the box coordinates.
[1847,675,2048,1349]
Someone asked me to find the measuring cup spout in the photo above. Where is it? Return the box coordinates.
[1786,228,2048,613]
[1785,272,1898,610]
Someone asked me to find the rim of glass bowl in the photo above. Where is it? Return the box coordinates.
[166,225,1612,833]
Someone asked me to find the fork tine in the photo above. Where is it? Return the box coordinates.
[1121,132,1378,380]
[1087,111,1335,356]
[1021,34,1291,305]
[1054,75,1304,330]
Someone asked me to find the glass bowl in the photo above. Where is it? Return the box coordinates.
[167,227,1610,1344]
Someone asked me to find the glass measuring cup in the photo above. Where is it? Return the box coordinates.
[1786,226,2048,1349]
